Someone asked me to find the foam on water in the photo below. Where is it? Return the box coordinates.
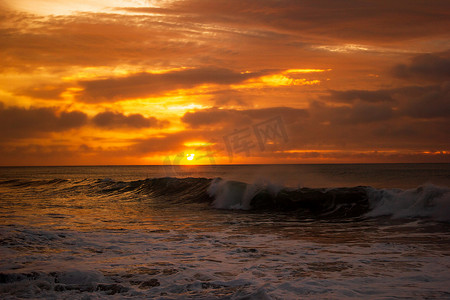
[366,184,450,221]
[1,223,449,299]
[206,177,450,222]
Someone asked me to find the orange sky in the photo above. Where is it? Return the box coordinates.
[1,0,449,165]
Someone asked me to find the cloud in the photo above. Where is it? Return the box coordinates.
[0,103,171,141]
[0,10,218,70]
[3,0,449,74]
[181,108,239,128]
[397,83,450,119]
[181,107,309,128]
[392,52,450,82]
[311,101,394,125]
[324,89,394,103]
[0,102,448,165]
[178,85,449,156]
[92,111,169,128]
[120,0,450,43]
[0,103,87,140]
[0,143,141,166]
[77,67,266,102]
[131,131,209,155]
[324,82,450,121]
[211,90,249,107]
[1,2,449,165]
[15,84,66,100]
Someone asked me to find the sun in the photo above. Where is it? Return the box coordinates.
[186,153,195,161]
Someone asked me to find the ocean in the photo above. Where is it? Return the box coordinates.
[0,164,449,299]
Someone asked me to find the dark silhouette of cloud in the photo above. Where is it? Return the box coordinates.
[181,107,308,128]
[92,111,169,128]
[324,82,450,121]
[16,85,66,100]
[0,103,87,140]
[392,52,450,82]
[397,83,450,119]
[324,89,394,103]
[78,67,267,102]
[0,103,171,141]
[311,101,394,125]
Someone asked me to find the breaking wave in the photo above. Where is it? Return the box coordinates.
[1,177,449,221]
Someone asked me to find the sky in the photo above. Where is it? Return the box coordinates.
[1,0,449,165]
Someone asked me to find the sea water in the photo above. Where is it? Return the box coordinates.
[0,164,449,299]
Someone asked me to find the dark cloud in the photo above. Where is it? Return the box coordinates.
[181,108,238,128]
[323,82,450,121]
[178,85,449,155]
[324,89,394,103]
[311,101,394,125]
[0,103,170,141]
[78,67,266,102]
[302,84,450,149]
[0,143,141,166]
[16,85,66,100]
[58,111,88,128]
[392,52,450,82]
[92,111,169,129]
[398,83,450,119]
[181,107,309,128]
[0,103,87,140]
[244,107,309,122]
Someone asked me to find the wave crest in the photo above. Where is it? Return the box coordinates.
[207,178,450,221]
[1,177,448,221]
[366,184,450,221]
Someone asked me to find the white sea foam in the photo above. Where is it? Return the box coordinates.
[366,184,450,221]
[208,178,450,222]
[1,223,449,299]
